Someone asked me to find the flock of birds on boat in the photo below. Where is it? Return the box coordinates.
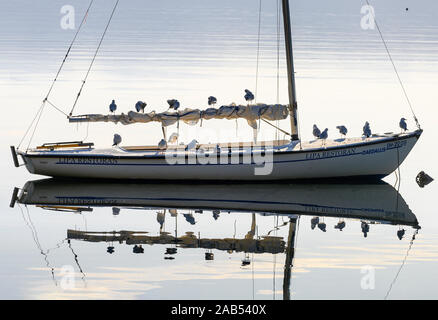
[109,89,410,148]
[108,89,256,116]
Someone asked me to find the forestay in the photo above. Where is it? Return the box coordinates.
[69,104,289,129]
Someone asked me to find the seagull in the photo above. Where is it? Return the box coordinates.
[336,125,348,137]
[168,132,179,144]
[363,121,372,138]
[208,96,217,106]
[112,134,122,146]
[109,100,117,113]
[319,128,328,146]
[135,101,147,113]
[399,118,408,132]
[167,99,180,111]
[158,139,167,150]
[312,125,321,140]
[186,139,198,151]
[244,89,254,104]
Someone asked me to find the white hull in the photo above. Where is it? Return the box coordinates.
[18,130,422,181]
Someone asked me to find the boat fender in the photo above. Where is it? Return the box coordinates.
[10,146,19,168]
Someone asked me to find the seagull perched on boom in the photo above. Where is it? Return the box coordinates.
[399,118,408,132]
[363,121,372,138]
[244,89,254,104]
[112,134,122,146]
[135,101,147,113]
[336,125,348,138]
[167,99,180,111]
[208,96,217,106]
[109,100,117,114]
[312,124,321,140]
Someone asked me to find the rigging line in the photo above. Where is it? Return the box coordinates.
[68,240,87,283]
[364,0,420,129]
[384,229,419,300]
[17,101,45,150]
[45,99,69,117]
[18,204,57,285]
[17,0,94,150]
[26,102,46,151]
[261,118,291,137]
[254,0,263,104]
[69,0,120,117]
[44,0,95,101]
[275,0,281,142]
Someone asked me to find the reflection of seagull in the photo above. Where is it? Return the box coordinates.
[397,229,406,240]
[334,221,346,231]
[109,100,117,113]
[135,101,147,113]
[208,96,217,106]
[244,89,254,104]
[311,217,319,230]
[363,121,371,138]
[336,125,348,137]
[361,221,370,238]
[317,222,326,232]
[183,213,196,225]
[167,99,180,110]
[112,134,122,147]
[112,207,120,216]
[312,125,321,140]
[399,118,408,132]
[156,211,165,230]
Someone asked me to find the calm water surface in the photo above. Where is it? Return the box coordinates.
[0,0,437,299]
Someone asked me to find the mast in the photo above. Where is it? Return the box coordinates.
[281,0,299,141]
[283,217,298,300]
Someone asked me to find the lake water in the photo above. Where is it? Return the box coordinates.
[0,0,437,299]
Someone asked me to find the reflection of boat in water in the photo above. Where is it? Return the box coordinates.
[15,179,419,227]
[11,179,420,300]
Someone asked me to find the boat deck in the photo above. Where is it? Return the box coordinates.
[23,132,407,157]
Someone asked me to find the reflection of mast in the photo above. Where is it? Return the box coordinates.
[283,217,298,300]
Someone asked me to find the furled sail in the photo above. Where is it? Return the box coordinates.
[69,104,289,129]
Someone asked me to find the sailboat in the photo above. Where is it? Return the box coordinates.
[11,0,422,180]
